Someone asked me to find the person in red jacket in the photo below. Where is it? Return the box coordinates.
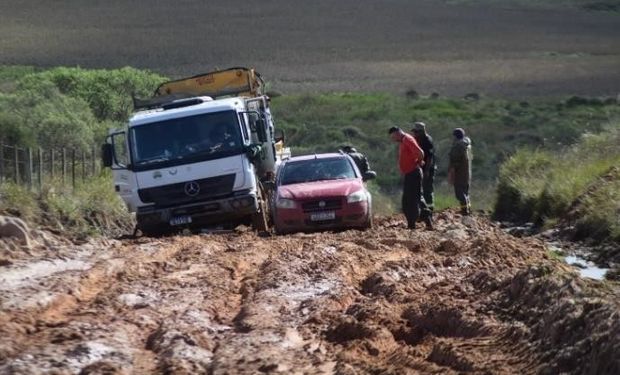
[389,126,433,230]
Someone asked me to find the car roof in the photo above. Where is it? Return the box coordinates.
[284,153,346,163]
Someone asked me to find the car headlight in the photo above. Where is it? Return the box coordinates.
[347,190,367,203]
[276,197,297,209]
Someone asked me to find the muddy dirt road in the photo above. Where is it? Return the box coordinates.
[1,212,618,374]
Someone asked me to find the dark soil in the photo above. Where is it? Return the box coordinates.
[1,0,619,97]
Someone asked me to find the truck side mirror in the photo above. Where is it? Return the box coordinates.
[256,118,267,143]
[102,143,114,168]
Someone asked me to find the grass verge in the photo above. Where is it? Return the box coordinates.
[494,124,620,246]
[0,172,133,240]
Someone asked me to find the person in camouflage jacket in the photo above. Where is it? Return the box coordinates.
[448,128,472,215]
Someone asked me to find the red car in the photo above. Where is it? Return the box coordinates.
[273,153,375,234]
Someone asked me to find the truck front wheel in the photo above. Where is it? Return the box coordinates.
[252,185,270,234]
[137,215,168,237]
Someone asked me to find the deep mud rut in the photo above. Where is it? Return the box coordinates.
[1,212,619,374]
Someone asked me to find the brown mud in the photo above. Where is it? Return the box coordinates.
[1,211,618,374]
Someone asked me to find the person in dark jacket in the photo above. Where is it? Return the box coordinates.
[340,145,371,175]
[411,122,436,211]
[389,126,433,230]
[448,128,473,215]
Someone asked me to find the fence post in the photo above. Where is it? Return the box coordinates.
[38,148,43,191]
[91,147,96,176]
[14,146,19,184]
[81,150,86,183]
[0,144,4,183]
[26,148,33,188]
[62,148,66,185]
[50,149,55,180]
[72,149,76,190]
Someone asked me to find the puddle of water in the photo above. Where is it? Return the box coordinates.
[547,243,609,280]
[564,255,608,280]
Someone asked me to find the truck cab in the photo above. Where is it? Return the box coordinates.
[102,68,281,235]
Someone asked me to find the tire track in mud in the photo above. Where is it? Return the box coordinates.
[0,239,203,373]
[1,213,618,374]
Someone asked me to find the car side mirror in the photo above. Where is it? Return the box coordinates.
[101,143,114,168]
[362,170,377,181]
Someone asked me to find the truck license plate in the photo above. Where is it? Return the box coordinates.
[170,215,192,226]
[310,211,335,221]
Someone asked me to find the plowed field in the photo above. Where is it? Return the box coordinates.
[1,212,618,374]
[1,0,619,96]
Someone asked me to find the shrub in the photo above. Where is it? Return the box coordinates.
[16,66,167,122]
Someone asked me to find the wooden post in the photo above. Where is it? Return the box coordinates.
[72,149,76,189]
[50,149,55,179]
[38,148,43,190]
[62,148,66,185]
[91,147,96,176]
[14,146,19,184]
[26,148,33,188]
[0,144,4,183]
[81,150,86,183]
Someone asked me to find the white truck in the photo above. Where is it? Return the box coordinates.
[102,67,283,235]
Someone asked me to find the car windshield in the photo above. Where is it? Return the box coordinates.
[279,157,356,185]
[131,110,243,169]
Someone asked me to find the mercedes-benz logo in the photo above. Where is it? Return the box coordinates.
[184,181,200,197]
[319,200,326,207]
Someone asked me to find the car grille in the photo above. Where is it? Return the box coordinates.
[304,217,342,226]
[302,198,342,212]
[138,174,235,208]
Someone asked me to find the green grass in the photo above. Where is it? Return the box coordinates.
[494,125,620,244]
[0,173,133,239]
[271,93,620,213]
[1,65,619,227]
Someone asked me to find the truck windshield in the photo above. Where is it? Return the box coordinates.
[131,110,243,169]
[279,157,356,186]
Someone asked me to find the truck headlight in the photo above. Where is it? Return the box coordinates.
[347,190,367,203]
[276,197,297,209]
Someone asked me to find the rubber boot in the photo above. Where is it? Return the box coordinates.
[460,204,471,216]
[424,216,434,230]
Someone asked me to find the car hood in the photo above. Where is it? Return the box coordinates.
[278,179,364,200]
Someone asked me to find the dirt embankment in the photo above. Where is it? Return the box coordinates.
[1,211,618,374]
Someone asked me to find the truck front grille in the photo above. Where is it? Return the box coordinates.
[138,174,236,208]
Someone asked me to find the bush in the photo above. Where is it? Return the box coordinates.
[0,66,166,150]
[16,66,167,122]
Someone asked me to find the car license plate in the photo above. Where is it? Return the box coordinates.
[170,215,192,226]
[310,211,335,221]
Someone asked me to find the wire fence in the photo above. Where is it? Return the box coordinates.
[0,144,101,190]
